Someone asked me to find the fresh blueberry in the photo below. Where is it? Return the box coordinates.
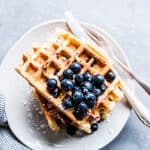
[77,102,88,114]
[51,87,61,98]
[73,102,88,120]
[93,88,102,97]
[75,74,84,83]
[83,72,93,82]
[72,91,84,106]
[84,92,96,108]
[70,62,81,74]
[73,109,85,120]
[105,71,116,82]
[62,96,73,109]
[47,78,57,90]
[100,84,106,93]
[94,74,104,86]
[81,81,93,93]
[61,79,74,91]
[91,123,98,132]
[73,85,81,92]
[63,69,73,79]
[66,125,77,135]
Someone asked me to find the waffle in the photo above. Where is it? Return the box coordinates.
[32,90,60,132]
[15,30,123,133]
[32,89,71,132]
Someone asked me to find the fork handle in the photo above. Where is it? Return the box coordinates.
[131,73,150,95]
[123,82,150,127]
[114,57,150,95]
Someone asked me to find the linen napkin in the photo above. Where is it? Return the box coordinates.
[0,91,29,150]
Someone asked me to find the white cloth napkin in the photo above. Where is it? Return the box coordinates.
[0,91,29,150]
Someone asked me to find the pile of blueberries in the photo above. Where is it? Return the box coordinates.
[47,62,115,133]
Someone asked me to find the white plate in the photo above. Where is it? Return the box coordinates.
[0,20,133,150]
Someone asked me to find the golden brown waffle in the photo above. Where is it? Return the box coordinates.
[32,90,60,132]
[32,90,71,132]
[16,30,123,133]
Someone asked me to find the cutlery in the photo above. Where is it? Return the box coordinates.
[85,26,150,95]
[65,12,150,127]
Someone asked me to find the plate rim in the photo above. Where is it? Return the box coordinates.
[1,19,132,150]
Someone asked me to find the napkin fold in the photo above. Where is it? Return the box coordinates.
[0,91,29,150]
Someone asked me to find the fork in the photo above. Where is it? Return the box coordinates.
[84,26,150,95]
[65,12,150,127]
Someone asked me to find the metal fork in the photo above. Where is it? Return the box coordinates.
[84,26,150,95]
[65,12,150,127]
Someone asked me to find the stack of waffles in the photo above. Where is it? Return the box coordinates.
[15,30,123,134]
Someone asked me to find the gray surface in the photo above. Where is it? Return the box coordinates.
[0,0,150,149]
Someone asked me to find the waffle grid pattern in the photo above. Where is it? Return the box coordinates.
[16,31,123,133]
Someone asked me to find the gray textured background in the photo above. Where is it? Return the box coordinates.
[0,0,150,149]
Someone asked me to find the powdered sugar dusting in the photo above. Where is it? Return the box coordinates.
[108,129,114,135]
[23,86,73,147]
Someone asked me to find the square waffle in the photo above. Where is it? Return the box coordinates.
[15,30,123,133]
[32,89,71,132]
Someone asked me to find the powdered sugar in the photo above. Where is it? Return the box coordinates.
[23,86,71,147]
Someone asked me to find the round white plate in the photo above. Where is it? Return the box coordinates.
[0,20,133,150]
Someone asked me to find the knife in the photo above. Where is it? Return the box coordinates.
[65,11,150,127]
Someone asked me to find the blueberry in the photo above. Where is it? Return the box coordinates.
[62,96,73,109]
[61,79,74,91]
[81,81,93,93]
[63,69,73,79]
[73,85,81,92]
[72,91,84,106]
[75,74,84,83]
[93,88,102,97]
[66,125,77,135]
[70,62,81,74]
[105,71,116,82]
[100,84,106,93]
[77,102,88,114]
[47,78,57,90]
[73,109,85,120]
[91,123,98,132]
[73,102,88,120]
[83,72,93,82]
[94,74,104,86]
[51,87,61,98]
[84,92,96,108]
